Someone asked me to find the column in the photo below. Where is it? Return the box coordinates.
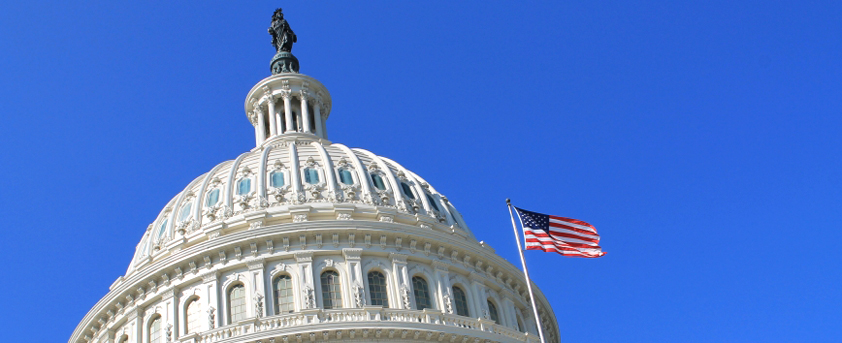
[161,289,177,340]
[267,97,277,136]
[343,248,364,307]
[390,253,410,309]
[432,261,452,314]
[470,272,487,319]
[503,297,517,329]
[295,252,315,310]
[254,101,266,144]
[248,259,266,318]
[201,271,220,330]
[127,309,142,343]
[299,90,311,133]
[313,100,324,138]
[281,90,294,133]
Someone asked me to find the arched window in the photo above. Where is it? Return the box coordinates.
[228,284,246,323]
[516,314,525,332]
[117,336,128,343]
[487,299,499,324]
[156,219,168,239]
[303,168,320,184]
[367,271,389,307]
[426,194,440,211]
[206,189,220,207]
[148,316,163,343]
[179,202,192,222]
[370,173,386,190]
[273,275,294,314]
[338,169,354,185]
[237,178,252,195]
[292,111,299,131]
[452,286,470,317]
[270,171,285,188]
[401,182,415,199]
[185,298,202,334]
[320,270,342,309]
[412,276,431,310]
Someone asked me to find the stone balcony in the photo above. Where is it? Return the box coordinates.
[182,307,539,343]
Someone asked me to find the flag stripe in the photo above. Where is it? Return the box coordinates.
[516,207,605,258]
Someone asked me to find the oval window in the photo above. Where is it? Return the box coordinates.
[401,182,415,199]
[179,202,192,221]
[370,173,386,190]
[206,189,220,207]
[238,178,252,195]
[157,219,168,238]
[339,169,354,185]
[426,194,440,211]
[304,168,319,184]
[270,171,285,187]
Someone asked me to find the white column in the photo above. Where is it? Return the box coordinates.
[247,259,266,318]
[161,289,177,340]
[282,90,294,133]
[295,252,315,310]
[433,261,452,313]
[201,271,220,330]
[390,253,410,309]
[343,248,364,307]
[470,273,487,319]
[253,101,266,144]
[313,100,324,138]
[267,97,277,136]
[299,90,312,133]
[127,309,141,343]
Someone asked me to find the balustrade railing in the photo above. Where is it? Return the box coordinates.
[191,308,538,343]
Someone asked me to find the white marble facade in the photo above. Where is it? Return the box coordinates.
[70,69,559,343]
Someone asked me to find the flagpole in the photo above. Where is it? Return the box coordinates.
[507,199,547,343]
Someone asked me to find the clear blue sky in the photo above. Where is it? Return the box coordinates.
[1,1,840,342]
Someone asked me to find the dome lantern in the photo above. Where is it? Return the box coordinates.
[246,9,332,147]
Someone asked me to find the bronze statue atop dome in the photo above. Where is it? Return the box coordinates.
[269,8,297,53]
[268,8,300,74]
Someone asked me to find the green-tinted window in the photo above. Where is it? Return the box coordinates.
[339,169,354,185]
[206,189,220,207]
[426,194,440,211]
[270,171,285,187]
[370,173,386,190]
[238,178,251,195]
[304,168,319,184]
[401,182,415,199]
[179,202,192,221]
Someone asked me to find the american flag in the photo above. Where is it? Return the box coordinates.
[515,207,606,258]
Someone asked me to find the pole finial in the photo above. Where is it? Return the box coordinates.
[506,198,511,205]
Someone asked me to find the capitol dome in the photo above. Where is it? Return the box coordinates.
[71,9,559,343]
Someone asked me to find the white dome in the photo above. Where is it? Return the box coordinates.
[71,21,559,343]
[127,135,475,277]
